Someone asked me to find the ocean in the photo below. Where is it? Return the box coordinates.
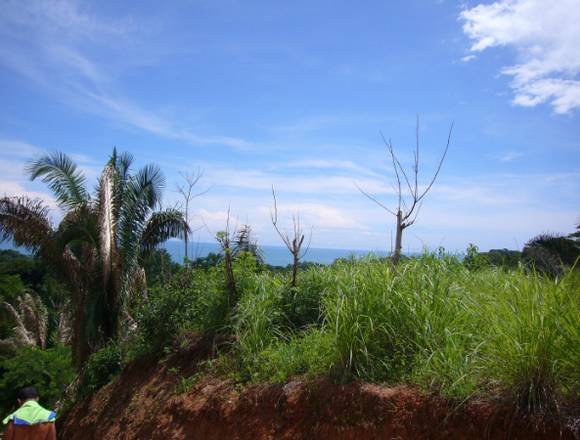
[163,240,389,266]
[1,240,390,267]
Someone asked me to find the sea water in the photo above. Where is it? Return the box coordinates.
[163,240,389,266]
[0,240,390,267]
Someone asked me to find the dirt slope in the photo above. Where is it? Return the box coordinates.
[59,339,576,440]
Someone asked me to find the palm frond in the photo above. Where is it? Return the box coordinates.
[129,163,165,209]
[117,151,134,183]
[57,203,99,251]
[0,196,54,251]
[26,151,89,209]
[118,164,165,268]
[106,148,134,208]
[140,208,189,253]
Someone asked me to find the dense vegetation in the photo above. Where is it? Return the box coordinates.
[0,250,75,415]
[0,149,578,420]
[124,250,579,413]
[0,150,188,368]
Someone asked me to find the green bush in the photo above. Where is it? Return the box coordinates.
[523,233,580,276]
[0,345,75,414]
[281,267,328,329]
[133,266,229,355]
[251,329,336,383]
[77,342,122,398]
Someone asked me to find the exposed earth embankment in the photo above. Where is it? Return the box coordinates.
[59,340,577,439]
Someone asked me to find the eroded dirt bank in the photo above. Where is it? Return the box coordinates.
[59,340,576,440]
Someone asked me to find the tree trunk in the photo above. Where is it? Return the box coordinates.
[291,252,299,288]
[184,227,188,262]
[392,210,403,265]
[224,250,237,303]
[184,200,189,262]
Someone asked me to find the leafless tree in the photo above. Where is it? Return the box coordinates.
[176,169,206,261]
[357,116,453,265]
[270,187,310,288]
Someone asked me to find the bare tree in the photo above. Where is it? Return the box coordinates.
[176,169,206,262]
[357,116,453,265]
[270,187,310,288]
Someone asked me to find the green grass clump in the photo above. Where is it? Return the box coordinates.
[474,268,580,410]
[139,252,580,412]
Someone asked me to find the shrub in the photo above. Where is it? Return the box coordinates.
[77,342,122,398]
[463,243,489,270]
[523,233,580,277]
[280,267,328,329]
[251,329,337,383]
[0,345,75,414]
[133,266,229,355]
[484,249,522,269]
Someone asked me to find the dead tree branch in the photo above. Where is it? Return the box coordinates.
[270,186,310,288]
[176,169,207,261]
[356,116,453,264]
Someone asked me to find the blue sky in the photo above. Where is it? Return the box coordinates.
[0,0,579,252]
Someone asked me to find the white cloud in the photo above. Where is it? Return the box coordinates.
[256,203,360,230]
[0,139,104,217]
[0,180,58,212]
[279,159,380,177]
[0,140,43,159]
[202,166,392,195]
[460,0,580,113]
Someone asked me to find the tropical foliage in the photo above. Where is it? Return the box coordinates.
[0,345,75,415]
[523,233,580,277]
[0,150,188,368]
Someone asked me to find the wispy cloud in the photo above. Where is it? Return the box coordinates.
[490,151,524,163]
[0,140,44,159]
[0,0,250,149]
[256,202,361,230]
[275,159,381,177]
[0,138,102,212]
[201,166,392,195]
[460,0,580,113]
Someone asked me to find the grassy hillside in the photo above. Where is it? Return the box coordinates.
[123,253,579,413]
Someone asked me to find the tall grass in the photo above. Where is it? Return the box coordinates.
[229,254,579,410]
[473,268,580,410]
[138,253,579,411]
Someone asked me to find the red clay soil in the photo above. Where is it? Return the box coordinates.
[59,339,577,440]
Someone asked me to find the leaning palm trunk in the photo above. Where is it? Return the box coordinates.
[98,164,122,341]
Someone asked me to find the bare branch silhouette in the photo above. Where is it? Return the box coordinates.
[356,116,453,264]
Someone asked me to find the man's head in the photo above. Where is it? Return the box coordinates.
[17,386,39,405]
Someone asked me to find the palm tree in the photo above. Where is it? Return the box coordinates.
[0,149,188,368]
